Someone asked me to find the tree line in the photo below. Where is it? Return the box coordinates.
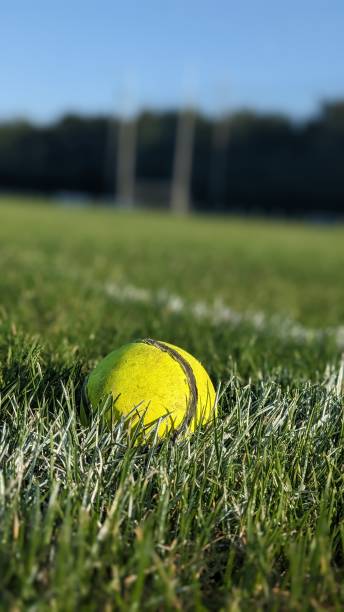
[0,101,343,216]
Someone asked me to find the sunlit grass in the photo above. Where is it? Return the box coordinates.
[0,197,343,609]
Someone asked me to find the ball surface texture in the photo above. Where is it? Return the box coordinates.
[84,339,216,439]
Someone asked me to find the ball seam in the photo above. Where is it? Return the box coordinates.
[137,338,198,436]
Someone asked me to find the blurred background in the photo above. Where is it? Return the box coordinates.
[0,0,343,218]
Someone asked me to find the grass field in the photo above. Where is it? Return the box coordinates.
[0,196,344,610]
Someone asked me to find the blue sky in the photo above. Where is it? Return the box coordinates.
[1,0,343,122]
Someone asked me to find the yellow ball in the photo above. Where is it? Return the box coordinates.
[83,339,216,439]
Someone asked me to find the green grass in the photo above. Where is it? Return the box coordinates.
[0,196,344,610]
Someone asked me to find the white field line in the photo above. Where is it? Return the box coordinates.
[4,245,343,350]
[104,281,344,350]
